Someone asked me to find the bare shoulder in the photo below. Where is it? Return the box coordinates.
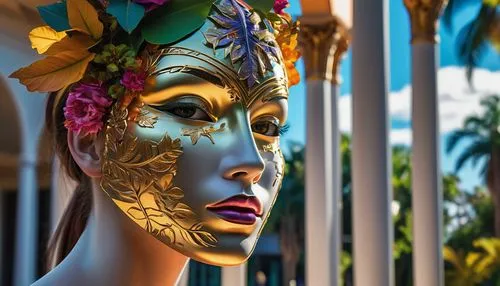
[31,268,70,286]
[31,272,57,286]
[31,263,86,286]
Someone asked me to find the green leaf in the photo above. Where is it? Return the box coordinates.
[37,1,71,32]
[246,0,274,12]
[141,0,213,45]
[107,0,145,33]
[265,12,283,23]
[128,29,145,53]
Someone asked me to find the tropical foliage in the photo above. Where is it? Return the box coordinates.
[265,135,482,285]
[444,238,500,285]
[443,0,500,82]
[446,95,500,237]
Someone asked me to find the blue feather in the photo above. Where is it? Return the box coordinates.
[203,0,280,87]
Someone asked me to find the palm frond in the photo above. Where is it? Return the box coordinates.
[464,115,489,131]
[446,130,481,154]
[454,140,490,172]
[479,157,490,180]
[442,0,471,31]
[456,4,497,84]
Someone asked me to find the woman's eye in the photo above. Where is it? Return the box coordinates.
[252,121,280,136]
[161,103,213,121]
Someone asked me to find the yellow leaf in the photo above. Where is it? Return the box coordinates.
[29,26,67,54]
[444,246,464,271]
[44,32,96,56]
[67,0,103,40]
[9,51,95,92]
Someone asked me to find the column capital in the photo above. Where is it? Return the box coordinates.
[298,15,350,84]
[403,0,448,44]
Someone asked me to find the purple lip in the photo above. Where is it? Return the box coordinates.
[210,209,258,225]
[206,194,263,225]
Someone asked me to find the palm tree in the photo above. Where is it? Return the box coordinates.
[446,95,500,236]
[443,0,499,83]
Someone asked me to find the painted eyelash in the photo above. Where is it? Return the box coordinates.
[278,124,290,136]
[161,102,204,111]
[155,101,217,122]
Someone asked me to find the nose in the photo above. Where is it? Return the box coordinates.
[222,114,265,187]
[223,162,265,186]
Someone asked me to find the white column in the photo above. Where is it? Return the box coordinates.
[10,86,46,286]
[299,16,349,286]
[403,2,446,285]
[221,265,246,286]
[411,42,443,286]
[14,154,39,286]
[351,0,393,285]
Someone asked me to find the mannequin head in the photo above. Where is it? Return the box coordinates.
[14,0,299,268]
[98,5,289,264]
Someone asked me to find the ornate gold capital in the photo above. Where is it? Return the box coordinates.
[298,15,350,84]
[403,0,448,44]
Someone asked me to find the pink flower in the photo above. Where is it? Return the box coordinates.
[121,70,146,92]
[273,0,289,14]
[64,82,113,136]
[133,0,170,11]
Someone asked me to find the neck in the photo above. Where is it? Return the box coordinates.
[43,181,189,286]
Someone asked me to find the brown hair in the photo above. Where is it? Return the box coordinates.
[45,90,93,270]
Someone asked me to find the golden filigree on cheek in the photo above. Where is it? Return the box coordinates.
[100,104,217,248]
[181,123,226,145]
[261,142,285,187]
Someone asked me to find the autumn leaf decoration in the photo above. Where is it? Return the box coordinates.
[9,0,102,92]
[204,0,280,87]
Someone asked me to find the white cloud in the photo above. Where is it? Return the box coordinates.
[338,66,500,145]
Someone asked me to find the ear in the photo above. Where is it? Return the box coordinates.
[67,131,103,177]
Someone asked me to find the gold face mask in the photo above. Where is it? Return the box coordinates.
[100,0,289,266]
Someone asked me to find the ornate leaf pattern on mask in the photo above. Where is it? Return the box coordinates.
[101,105,217,248]
[204,0,279,87]
[135,109,158,128]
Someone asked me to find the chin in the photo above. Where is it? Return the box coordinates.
[171,233,259,266]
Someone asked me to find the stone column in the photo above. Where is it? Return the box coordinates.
[221,265,246,286]
[351,0,393,285]
[14,153,39,286]
[403,1,446,286]
[11,87,46,286]
[299,15,349,286]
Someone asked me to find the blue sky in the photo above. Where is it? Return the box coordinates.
[281,0,500,191]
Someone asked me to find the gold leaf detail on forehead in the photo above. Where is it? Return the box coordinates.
[144,46,245,104]
[101,105,217,248]
[143,46,288,108]
[181,123,226,145]
[249,76,288,107]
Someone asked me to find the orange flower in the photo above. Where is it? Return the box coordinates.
[273,15,301,87]
[285,61,300,86]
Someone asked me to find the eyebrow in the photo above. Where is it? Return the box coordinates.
[153,65,226,89]
[247,77,288,107]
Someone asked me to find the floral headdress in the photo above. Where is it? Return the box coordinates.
[10,0,301,136]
